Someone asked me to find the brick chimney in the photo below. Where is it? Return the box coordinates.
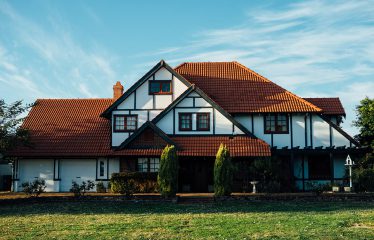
[113,81,124,100]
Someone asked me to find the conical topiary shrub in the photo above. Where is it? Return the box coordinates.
[214,143,233,196]
[158,145,178,197]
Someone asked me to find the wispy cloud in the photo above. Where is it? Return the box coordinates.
[147,0,374,135]
[0,1,119,101]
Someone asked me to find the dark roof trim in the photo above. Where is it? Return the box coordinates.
[151,85,257,138]
[318,114,360,147]
[101,60,192,118]
[116,121,178,150]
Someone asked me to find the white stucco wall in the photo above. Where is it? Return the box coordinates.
[111,66,188,146]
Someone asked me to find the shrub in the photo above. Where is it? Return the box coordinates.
[158,145,179,198]
[21,178,46,197]
[354,167,374,192]
[96,181,106,193]
[305,182,331,195]
[214,143,234,196]
[110,172,158,197]
[70,180,95,197]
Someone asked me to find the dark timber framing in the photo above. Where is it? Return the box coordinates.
[151,85,256,138]
[290,114,294,148]
[116,121,178,150]
[101,60,191,118]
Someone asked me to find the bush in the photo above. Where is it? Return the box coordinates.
[110,172,158,197]
[214,143,234,196]
[354,167,374,192]
[158,145,178,198]
[21,178,46,197]
[70,180,95,197]
[96,181,106,193]
[305,182,331,195]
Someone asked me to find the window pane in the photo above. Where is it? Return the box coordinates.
[161,82,171,92]
[137,158,148,172]
[149,158,160,172]
[100,161,105,177]
[126,116,137,130]
[180,113,192,130]
[115,116,125,131]
[150,82,160,93]
[197,113,209,130]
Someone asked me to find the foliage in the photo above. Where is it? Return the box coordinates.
[305,182,331,195]
[96,181,106,193]
[352,97,374,191]
[249,156,291,193]
[158,145,178,198]
[21,178,46,197]
[353,168,374,192]
[353,97,374,151]
[69,180,95,197]
[111,172,158,197]
[214,143,234,196]
[0,99,34,158]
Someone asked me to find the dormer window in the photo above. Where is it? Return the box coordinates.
[114,115,138,132]
[149,81,172,95]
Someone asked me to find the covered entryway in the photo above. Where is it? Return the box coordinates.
[179,157,214,192]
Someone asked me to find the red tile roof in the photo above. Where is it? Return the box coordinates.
[10,99,270,158]
[11,99,114,157]
[114,136,270,157]
[175,62,322,113]
[303,98,345,116]
[173,136,270,157]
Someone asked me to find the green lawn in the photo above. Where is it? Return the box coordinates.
[0,201,373,239]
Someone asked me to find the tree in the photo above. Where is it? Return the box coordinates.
[214,143,234,196]
[353,97,374,168]
[352,97,374,192]
[0,99,34,159]
[158,145,178,197]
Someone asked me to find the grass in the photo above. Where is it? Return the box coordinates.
[0,201,373,239]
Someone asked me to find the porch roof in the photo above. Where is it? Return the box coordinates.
[114,135,271,157]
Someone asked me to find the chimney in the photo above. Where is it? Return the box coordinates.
[113,81,124,100]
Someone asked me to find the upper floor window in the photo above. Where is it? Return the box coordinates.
[197,113,210,131]
[114,115,138,132]
[264,114,288,134]
[149,81,172,95]
[179,113,192,131]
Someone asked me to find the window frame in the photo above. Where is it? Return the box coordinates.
[148,80,172,95]
[179,113,193,131]
[137,157,160,173]
[196,112,210,131]
[113,114,138,132]
[264,113,289,134]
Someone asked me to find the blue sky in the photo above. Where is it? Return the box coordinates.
[1,0,373,135]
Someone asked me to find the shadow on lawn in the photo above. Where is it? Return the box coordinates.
[0,201,373,217]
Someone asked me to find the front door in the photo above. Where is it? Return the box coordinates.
[179,157,214,192]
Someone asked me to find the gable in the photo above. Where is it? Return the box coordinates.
[153,87,254,136]
[127,127,169,149]
[101,60,191,117]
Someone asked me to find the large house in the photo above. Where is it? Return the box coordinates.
[9,60,365,192]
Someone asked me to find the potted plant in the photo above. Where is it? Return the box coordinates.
[332,185,340,192]
[344,186,352,192]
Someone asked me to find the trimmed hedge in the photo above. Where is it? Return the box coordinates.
[110,172,158,196]
[214,143,234,196]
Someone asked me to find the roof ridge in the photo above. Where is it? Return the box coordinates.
[174,62,187,70]
[232,62,322,112]
[36,98,112,101]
